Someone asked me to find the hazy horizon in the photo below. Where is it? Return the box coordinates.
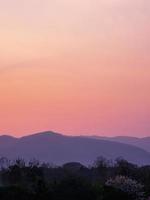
[0,130,149,139]
[0,0,150,137]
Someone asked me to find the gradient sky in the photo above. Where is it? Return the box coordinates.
[0,0,150,137]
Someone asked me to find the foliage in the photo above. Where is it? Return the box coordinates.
[0,157,149,200]
[106,176,145,200]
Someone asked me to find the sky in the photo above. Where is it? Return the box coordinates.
[0,0,150,137]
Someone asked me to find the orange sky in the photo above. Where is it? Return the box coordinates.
[0,0,150,137]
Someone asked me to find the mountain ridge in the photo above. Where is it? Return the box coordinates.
[85,135,150,153]
[0,131,150,166]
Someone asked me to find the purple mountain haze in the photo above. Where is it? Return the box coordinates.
[87,136,150,153]
[0,131,150,166]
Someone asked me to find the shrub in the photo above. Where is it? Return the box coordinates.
[106,176,145,200]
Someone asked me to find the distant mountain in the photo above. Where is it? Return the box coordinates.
[0,135,18,149]
[90,136,150,153]
[0,131,150,165]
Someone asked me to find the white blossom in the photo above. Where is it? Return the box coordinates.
[106,176,145,200]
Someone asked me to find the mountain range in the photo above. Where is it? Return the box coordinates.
[86,136,150,153]
[0,131,150,166]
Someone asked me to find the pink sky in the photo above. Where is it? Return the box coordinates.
[0,0,150,137]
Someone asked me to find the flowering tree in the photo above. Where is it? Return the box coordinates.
[106,176,145,200]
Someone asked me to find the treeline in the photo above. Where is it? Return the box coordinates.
[0,157,150,200]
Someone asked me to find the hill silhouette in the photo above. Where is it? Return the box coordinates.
[88,136,150,153]
[0,131,150,165]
